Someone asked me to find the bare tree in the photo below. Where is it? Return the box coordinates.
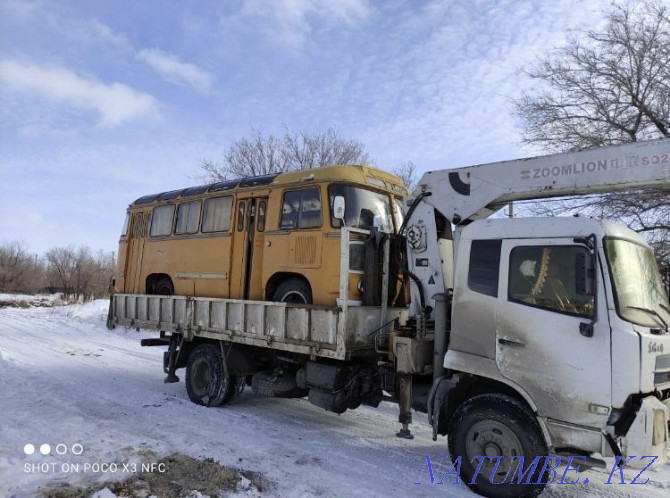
[516,0,669,149]
[392,161,418,191]
[45,246,77,299]
[514,0,670,273]
[45,246,114,301]
[89,250,116,300]
[0,241,45,293]
[200,128,371,181]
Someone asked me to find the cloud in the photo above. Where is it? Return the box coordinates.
[137,49,213,94]
[288,0,613,170]
[0,60,160,126]
[241,0,371,49]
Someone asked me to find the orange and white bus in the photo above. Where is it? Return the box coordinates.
[115,165,409,306]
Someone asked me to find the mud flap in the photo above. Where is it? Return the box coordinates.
[428,376,458,441]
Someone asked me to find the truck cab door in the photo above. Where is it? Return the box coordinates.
[496,238,612,428]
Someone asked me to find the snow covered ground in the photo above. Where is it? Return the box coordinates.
[0,293,65,308]
[1,300,670,497]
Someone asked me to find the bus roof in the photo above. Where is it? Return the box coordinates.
[131,164,409,206]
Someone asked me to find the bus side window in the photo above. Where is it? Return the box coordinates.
[150,204,175,237]
[257,201,266,232]
[202,196,233,233]
[280,188,321,229]
[237,201,246,232]
[121,213,129,236]
[175,200,201,235]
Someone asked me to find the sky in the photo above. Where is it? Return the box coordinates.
[0,0,614,255]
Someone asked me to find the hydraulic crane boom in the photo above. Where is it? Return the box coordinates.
[415,138,670,223]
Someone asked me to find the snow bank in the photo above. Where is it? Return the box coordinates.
[0,293,65,308]
[2,301,670,498]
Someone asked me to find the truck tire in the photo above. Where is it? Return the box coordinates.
[185,343,236,407]
[155,277,174,296]
[447,394,548,498]
[251,371,308,398]
[272,278,312,304]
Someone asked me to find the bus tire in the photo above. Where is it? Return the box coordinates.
[272,278,312,304]
[155,277,174,296]
[185,343,236,407]
[251,371,308,398]
[447,393,548,498]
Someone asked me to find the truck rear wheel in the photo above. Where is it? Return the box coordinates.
[448,394,548,498]
[185,343,236,407]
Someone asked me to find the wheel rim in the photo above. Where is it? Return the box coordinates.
[464,420,524,483]
[192,358,211,396]
[281,290,307,304]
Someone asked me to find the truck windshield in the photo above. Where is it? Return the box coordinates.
[329,185,394,233]
[605,238,670,328]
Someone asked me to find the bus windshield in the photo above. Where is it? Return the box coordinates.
[605,238,670,328]
[329,185,394,233]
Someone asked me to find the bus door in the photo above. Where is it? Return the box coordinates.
[230,196,269,300]
[125,212,149,293]
[247,198,268,300]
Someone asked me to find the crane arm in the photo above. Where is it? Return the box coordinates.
[414,139,670,223]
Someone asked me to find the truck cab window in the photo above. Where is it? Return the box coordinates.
[468,239,502,297]
[508,245,594,317]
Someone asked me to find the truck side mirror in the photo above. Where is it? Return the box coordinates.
[575,252,595,296]
[333,196,346,221]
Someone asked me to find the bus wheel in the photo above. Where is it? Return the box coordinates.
[155,277,174,295]
[272,278,312,304]
[185,343,236,407]
[447,394,548,498]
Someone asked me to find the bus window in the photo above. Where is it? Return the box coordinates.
[237,201,246,232]
[121,213,129,236]
[257,201,266,232]
[280,188,321,229]
[175,200,201,235]
[202,196,233,233]
[328,186,393,232]
[150,204,174,237]
[394,199,404,231]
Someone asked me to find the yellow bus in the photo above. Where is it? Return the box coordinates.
[115,165,409,306]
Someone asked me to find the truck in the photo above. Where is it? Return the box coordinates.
[108,138,670,497]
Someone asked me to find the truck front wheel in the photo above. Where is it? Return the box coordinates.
[448,394,548,498]
[185,343,236,407]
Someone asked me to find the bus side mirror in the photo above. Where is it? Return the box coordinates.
[575,252,595,296]
[333,196,345,221]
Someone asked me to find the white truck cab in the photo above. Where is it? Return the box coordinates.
[409,139,669,496]
[446,217,669,464]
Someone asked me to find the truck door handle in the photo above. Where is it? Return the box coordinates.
[579,322,594,337]
[498,338,526,348]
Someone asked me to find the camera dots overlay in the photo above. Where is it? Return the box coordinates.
[24,443,83,456]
